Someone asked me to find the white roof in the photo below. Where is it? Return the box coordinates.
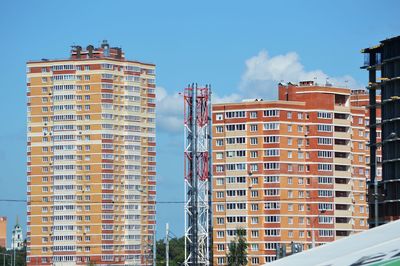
[266,220,400,266]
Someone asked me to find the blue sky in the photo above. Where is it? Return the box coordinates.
[0,0,399,243]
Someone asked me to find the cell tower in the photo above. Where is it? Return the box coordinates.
[184,84,213,266]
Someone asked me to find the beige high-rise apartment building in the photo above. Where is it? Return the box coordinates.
[212,81,369,265]
[26,41,156,265]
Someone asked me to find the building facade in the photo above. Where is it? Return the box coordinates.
[361,35,400,225]
[26,41,156,265]
[212,81,369,265]
[0,216,6,248]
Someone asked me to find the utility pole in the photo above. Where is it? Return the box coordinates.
[13,248,16,266]
[166,223,170,266]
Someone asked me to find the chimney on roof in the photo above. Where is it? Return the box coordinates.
[87,45,94,58]
[115,48,122,59]
[75,46,82,59]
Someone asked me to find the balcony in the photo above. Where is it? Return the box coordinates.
[334,171,351,178]
[334,131,350,139]
[334,197,353,204]
[333,157,350,165]
[333,118,351,127]
[334,105,349,113]
[334,144,351,152]
[334,183,351,191]
[335,223,353,230]
[334,210,352,217]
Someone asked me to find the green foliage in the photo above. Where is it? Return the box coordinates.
[0,246,26,266]
[156,236,185,266]
[227,228,248,266]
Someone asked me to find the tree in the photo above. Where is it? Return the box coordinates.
[0,246,26,266]
[156,236,185,266]
[227,228,248,266]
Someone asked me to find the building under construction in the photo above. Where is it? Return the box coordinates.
[361,35,400,226]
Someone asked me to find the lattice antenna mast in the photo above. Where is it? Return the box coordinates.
[184,84,212,266]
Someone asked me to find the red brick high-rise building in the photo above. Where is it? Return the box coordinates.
[212,81,369,265]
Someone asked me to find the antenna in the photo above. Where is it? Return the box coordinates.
[183,84,212,266]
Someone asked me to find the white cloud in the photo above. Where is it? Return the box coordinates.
[156,86,183,134]
[239,50,359,99]
[156,50,360,133]
[212,92,242,104]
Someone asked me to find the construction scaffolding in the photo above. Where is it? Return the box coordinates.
[183,84,213,266]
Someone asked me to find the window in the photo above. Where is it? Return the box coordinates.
[263,110,279,117]
[264,163,280,170]
[250,111,258,118]
[318,177,333,184]
[215,126,223,133]
[226,111,246,118]
[287,112,292,119]
[318,164,332,171]
[264,176,279,183]
[298,113,303,119]
[265,202,280,210]
[319,216,334,224]
[318,190,333,197]
[318,203,333,211]
[251,230,259,238]
[250,124,258,132]
[263,123,279,130]
[216,114,223,121]
[318,151,333,158]
[319,230,333,237]
[317,124,332,132]
[264,149,279,157]
[264,136,279,143]
[265,229,280,236]
[318,137,332,145]
[250,137,258,145]
[216,139,223,146]
[317,112,332,119]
